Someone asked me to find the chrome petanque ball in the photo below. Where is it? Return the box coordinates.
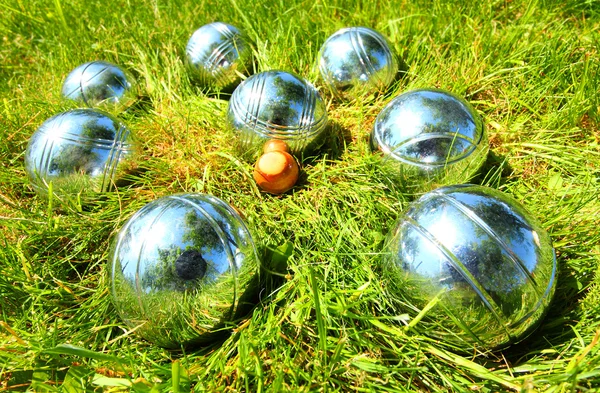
[186,22,253,91]
[318,27,398,100]
[227,70,328,159]
[24,109,137,197]
[109,193,260,348]
[62,61,137,112]
[383,184,557,351]
[371,88,488,194]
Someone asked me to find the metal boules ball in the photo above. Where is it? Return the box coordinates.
[318,26,398,100]
[186,22,254,91]
[371,88,488,194]
[227,70,328,160]
[382,184,557,351]
[109,193,260,348]
[24,109,137,197]
[62,61,137,112]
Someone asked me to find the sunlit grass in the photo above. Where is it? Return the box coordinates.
[1,0,599,391]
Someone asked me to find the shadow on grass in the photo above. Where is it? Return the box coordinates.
[123,94,153,116]
[382,56,410,99]
[286,119,352,193]
[299,119,352,165]
[470,149,514,189]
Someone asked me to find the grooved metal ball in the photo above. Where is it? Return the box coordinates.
[318,26,398,100]
[61,61,137,112]
[227,70,328,159]
[24,109,137,197]
[383,184,557,350]
[109,193,260,348]
[371,88,489,194]
[186,22,253,91]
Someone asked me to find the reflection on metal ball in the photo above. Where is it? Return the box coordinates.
[109,193,260,348]
[318,27,398,100]
[383,184,557,350]
[186,22,253,91]
[371,88,489,194]
[227,70,328,159]
[62,61,137,111]
[24,109,137,197]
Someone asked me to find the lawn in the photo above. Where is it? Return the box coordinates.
[1,0,599,391]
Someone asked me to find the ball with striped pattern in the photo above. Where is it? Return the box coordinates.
[371,88,489,195]
[227,70,328,160]
[383,184,557,350]
[24,109,137,197]
[318,26,399,100]
[186,22,253,91]
[62,61,137,112]
[109,193,260,348]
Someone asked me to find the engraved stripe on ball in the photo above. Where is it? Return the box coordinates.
[298,78,310,133]
[509,253,556,329]
[80,62,110,106]
[362,27,396,86]
[212,22,237,40]
[297,79,314,148]
[39,114,66,179]
[205,39,238,84]
[101,124,130,192]
[238,73,257,134]
[354,28,382,86]
[403,216,511,335]
[53,136,116,149]
[40,138,55,181]
[318,56,332,87]
[303,82,316,147]
[63,65,85,99]
[349,29,372,84]
[386,132,479,167]
[434,191,541,293]
[253,72,268,133]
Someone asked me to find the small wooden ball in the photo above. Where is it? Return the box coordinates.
[253,150,299,194]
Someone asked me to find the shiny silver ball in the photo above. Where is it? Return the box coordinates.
[109,194,259,348]
[186,22,253,91]
[318,27,398,100]
[371,88,489,194]
[62,61,137,112]
[227,70,328,159]
[383,184,557,350]
[24,109,137,197]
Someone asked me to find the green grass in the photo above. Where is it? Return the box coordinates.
[1,0,600,391]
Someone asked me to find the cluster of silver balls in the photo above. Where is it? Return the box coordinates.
[22,21,556,352]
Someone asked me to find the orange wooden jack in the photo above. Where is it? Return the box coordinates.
[253,140,299,194]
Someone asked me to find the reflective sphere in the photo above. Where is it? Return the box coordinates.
[109,194,260,348]
[371,88,488,194]
[383,184,557,350]
[186,22,253,91]
[24,109,137,196]
[227,70,328,159]
[62,61,137,112]
[318,27,398,100]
